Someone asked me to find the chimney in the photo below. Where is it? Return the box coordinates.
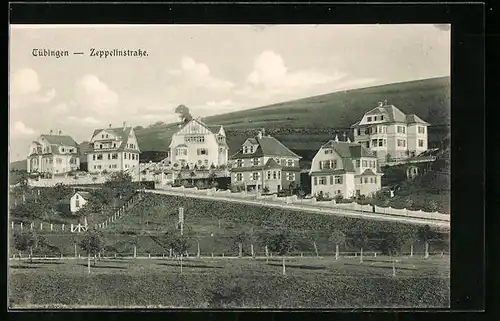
[378,101,384,107]
[384,98,388,105]
[109,124,112,128]
[334,134,339,142]
[257,131,263,139]
[58,130,62,136]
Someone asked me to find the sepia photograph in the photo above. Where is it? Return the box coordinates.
[8,23,451,309]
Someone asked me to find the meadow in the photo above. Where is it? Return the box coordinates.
[9,255,450,309]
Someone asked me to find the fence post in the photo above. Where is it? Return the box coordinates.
[197,241,200,258]
[134,246,137,258]
[282,257,286,275]
[251,244,254,257]
[410,244,414,257]
[313,242,319,257]
[62,224,65,231]
[392,258,396,276]
[31,222,33,230]
[425,242,429,259]
[335,244,339,260]
[360,248,364,263]
[50,224,53,231]
[238,243,242,258]
[169,248,172,258]
[20,222,23,230]
[71,223,73,232]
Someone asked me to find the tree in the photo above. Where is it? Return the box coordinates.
[266,230,297,256]
[329,230,346,247]
[175,104,193,124]
[334,193,344,203]
[104,172,135,198]
[164,232,188,256]
[349,229,370,262]
[79,230,104,266]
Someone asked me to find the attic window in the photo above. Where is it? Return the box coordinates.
[380,115,384,120]
[102,134,104,138]
[374,116,377,121]
[367,117,372,122]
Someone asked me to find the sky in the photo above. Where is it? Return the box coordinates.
[9,24,450,161]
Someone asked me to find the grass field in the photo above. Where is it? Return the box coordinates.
[8,255,450,308]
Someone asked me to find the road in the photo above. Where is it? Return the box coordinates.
[144,189,450,228]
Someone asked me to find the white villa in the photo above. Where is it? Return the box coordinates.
[27,130,80,175]
[309,137,383,198]
[351,101,430,164]
[86,123,141,174]
[169,118,229,169]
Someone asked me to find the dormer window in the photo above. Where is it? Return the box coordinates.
[374,116,377,121]
[252,158,260,166]
[102,134,104,138]
[367,116,372,122]
[380,115,384,120]
[244,146,248,154]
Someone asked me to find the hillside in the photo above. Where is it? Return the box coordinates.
[10,77,450,167]
[134,76,450,157]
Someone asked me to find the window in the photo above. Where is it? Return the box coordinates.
[329,176,334,185]
[112,153,118,159]
[370,177,374,183]
[236,159,243,167]
[125,164,129,169]
[418,126,425,134]
[366,141,370,148]
[185,136,205,144]
[378,139,383,147]
[380,115,384,120]
[99,144,103,149]
[364,177,368,184]
[97,165,102,169]
[97,154,103,160]
[367,116,372,122]
[109,165,112,169]
[418,139,424,147]
[278,171,281,179]
[252,158,260,166]
[76,200,80,208]
[287,159,294,167]
[287,173,296,181]
[176,148,187,156]
[197,148,208,156]
[204,160,209,165]
[374,116,377,121]
[94,165,97,169]
[357,129,361,136]
[76,195,79,200]
[62,148,65,152]
[318,176,327,185]
[372,139,377,147]
[236,173,243,181]
[397,126,406,134]
[92,155,96,161]
[356,160,360,167]
[374,177,377,184]
[397,139,406,147]
[335,176,343,184]
[267,171,271,179]
[124,153,127,159]
[362,160,368,167]
[101,134,104,138]
[108,153,111,160]
[113,143,116,148]
[251,172,260,181]
[383,139,387,146]
[273,171,277,179]
[132,154,136,160]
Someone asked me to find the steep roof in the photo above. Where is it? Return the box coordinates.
[89,127,137,152]
[230,135,301,159]
[406,114,430,125]
[359,169,378,176]
[75,191,91,199]
[322,141,376,159]
[352,103,429,127]
[40,134,78,147]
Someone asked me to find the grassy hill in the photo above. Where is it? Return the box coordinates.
[134,76,450,157]
[10,160,27,171]
[10,76,450,168]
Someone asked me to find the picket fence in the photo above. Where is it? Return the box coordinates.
[158,186,450,222]
[10,192,144,234]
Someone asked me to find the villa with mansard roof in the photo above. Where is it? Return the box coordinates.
[229,131,302,194]
[309,136,383,198]
[169,118,229,169]
[27,130,80,175]
[351,101,430,163]
[86,122,141,174]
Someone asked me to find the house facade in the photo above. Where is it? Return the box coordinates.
[27,131,80,175]
[169,118,229,169]
[350,101,430,164]
[309,139,383,198]
[70,191,91,213]
[86,123,141,174]
[229,131,302,193]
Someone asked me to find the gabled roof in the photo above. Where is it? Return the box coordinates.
[178,118,224,136]
[358,169,378,176]
[74,191,91,199]
[352,103,429,127]
[40,134,78,147]
[321,141,376,159]
[406,114,430,125]
[230,135,301,160]
[263,158,282,169]
[89,127,138,152]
